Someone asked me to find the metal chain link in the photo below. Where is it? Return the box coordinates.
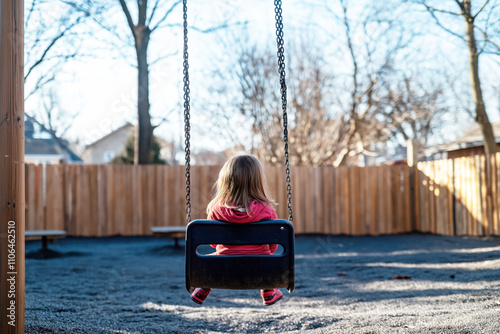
[274,0,293,222]
[182,0,191,223]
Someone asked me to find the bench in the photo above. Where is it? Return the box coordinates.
[151,226,186,248]
[25,230,67,250]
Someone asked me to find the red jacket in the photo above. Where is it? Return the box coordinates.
[208,200,278,255]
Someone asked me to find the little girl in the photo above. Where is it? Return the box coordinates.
[190,154,284,306]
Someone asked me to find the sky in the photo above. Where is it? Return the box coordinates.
[24,0,500,154]
[25,0,283,149]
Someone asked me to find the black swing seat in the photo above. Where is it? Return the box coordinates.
[185,219,295,293]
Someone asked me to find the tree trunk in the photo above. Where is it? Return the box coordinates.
[0,0,26,332]
[464,0,498,155]
[134,25,154,164]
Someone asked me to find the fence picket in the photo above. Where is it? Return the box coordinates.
[460,158,466,234]
[45,164,65,231]
[25,164,37,230]
[495,154,500,235]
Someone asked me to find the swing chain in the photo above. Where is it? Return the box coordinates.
[182,0,292,224]
[182,0,191,223]
[275,0,293,222]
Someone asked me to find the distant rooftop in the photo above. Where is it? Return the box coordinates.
[429,119,500,153]
[25,116,83,163]
[457,119,500,144]
[84,122,134,148]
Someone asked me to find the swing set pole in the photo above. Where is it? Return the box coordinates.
[0,0,25,333]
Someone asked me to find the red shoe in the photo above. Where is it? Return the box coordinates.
[190,288,212,304]
[260,288,283,306]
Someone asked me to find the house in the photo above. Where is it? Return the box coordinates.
[25,116,83,164]
[425,120,500,160]
[81,123,177,164]
[81,123,134,164]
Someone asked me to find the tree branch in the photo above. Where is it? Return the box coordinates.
[154,20,248,34]
[420,2,462,16]
[323,0,342,21]
[454,0,466,13]
[118,0,136,33]
[194,21,250,33]
[88,16,136,66]
[24,17,83,81]
[152,107,176,129]
[25,0,37,26]
[24,74,56,101]
[426,6,465,40]
[148,0,162,25]
[340,0,359,112]
[150,0,182,32]
[149,51,178,66]
[474,0,491,18]
[475,24,500,54]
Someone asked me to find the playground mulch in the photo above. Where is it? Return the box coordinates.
[25,233,500,334]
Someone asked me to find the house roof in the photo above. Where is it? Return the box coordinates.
[84,122,134,149]
[62,145,83,162]
[25,137,63,155]
[429,119,500,153]
[24,116,83,162]
[458,119,500,143]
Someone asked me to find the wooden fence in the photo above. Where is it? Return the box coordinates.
[24,154,500,237]
[416,154,500,236]
[24,163,412,236]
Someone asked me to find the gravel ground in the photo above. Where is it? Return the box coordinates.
[25,234,500,334]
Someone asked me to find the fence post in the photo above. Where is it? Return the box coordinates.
[407,140,418,232]
[0,0,25,333]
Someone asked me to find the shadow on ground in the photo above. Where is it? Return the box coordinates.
[25,234,500,334]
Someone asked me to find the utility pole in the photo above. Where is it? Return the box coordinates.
[0,0,25,333]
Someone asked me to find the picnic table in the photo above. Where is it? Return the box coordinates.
[25,230,67,250]
[151,226,186,248]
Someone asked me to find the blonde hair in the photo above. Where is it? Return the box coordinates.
[207,154,276,215]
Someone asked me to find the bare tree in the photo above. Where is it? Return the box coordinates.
[24,0,106,148]
[24,0,100,100]
[243,43,346,166]
[375,75,448,157]
[212,39,350,167]
[321,0,419,166]
[23,87,79,162]
[115,0,185,164]
[206,1,451,166]
[409,0,500,154]
[64,0,239,164]
[36,87,77,140]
